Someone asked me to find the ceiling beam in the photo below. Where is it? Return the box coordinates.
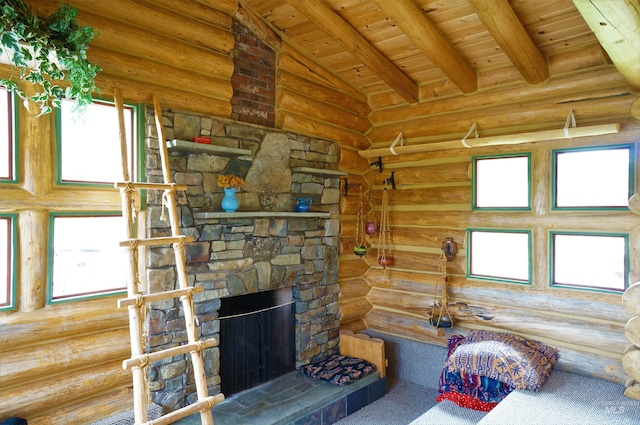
[374,0,477,94]
[285,0,419,103]
[468,0,549,85]
[572,0,640,93]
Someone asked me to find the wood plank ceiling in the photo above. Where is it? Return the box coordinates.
[239,0,640,104]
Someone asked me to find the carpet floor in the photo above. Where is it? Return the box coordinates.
[334,377,439,425]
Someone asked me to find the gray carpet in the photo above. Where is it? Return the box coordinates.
[335,377,439,425]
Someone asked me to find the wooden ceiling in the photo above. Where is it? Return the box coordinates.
[239,0,640,104]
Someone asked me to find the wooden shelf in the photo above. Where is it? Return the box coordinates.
[291,167,348,177]
[193,211,331,219]
[166,139,252,157]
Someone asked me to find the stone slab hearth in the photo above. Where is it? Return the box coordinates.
[175,371,387,425]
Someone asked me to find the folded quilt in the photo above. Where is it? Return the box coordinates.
[443,330,559,392]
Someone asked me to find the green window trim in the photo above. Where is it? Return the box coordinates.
[47,211,128,304]
[466,228,533,285]
[471,152,531,211]
[55,98,145,188]
[0,214,17,311]
[0,87,18,184]
[551,144,634,211]
[549,230,629,294]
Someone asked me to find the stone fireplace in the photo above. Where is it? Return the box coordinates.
[144,109,343,410]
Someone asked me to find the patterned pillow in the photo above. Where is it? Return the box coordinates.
[298,354,377,386]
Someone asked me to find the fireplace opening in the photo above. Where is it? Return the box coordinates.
[219,287,295,396]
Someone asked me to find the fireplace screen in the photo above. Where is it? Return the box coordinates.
[219,287,295,396]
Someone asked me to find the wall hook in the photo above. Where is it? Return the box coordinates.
[383,171,395,190]
[371,156,383,173]
[341,178,362,196]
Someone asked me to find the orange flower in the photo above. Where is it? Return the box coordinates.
[217,174,245,189]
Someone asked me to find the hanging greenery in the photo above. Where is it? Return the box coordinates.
[0,0,101,115]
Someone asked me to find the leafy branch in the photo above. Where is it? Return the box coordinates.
[0,1,100,115]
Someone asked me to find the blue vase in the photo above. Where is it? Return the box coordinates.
[221,188,239,212]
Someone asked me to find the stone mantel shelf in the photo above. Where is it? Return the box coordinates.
[193,211,331,219]
[291,167,348,177]
[166,139,252,157]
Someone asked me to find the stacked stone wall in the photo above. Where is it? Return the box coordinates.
[145,109,342,410]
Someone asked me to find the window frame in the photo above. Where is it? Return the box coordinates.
[471,153,531,211]
[55,98,141,187]
[0,86,18,184]
[551,144,634,211]
[467,228,532,285]
[549,230,629,293]
[47,211,128,304]
[0,214,17,311]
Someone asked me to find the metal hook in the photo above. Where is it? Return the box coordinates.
[371,156,383,173]
[383,171,395,190]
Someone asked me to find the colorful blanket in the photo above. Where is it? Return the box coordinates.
[443,330,559,391]
[438,331,559,411]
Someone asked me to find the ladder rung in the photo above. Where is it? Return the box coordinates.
[119,235,194,248]
[123,338,219,370]
[141,393,225,425]
[117,286,205,308]
[114,181,188,191]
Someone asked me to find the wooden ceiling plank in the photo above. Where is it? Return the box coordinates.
[467,0,549,85]
[373,0,478,94]
[572,0,640,93]
[285,0,419,103]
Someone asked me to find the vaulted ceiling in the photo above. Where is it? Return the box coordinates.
[238,0,640,105]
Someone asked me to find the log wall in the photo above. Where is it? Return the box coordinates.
[338,49,640,385]
[0,1,372,423]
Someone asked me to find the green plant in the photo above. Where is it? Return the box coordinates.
[0,0,100,115]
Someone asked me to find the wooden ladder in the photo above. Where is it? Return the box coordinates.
[114,91,224,424]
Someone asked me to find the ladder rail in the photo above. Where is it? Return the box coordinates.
[115,88,148,423]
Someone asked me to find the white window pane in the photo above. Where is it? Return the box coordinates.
[475,156,529,208]
[0,217,10,306]
[60,100,133,183]
[52,215,127,300]
[0,88,11,180]
[554,234,626,291]
[470,231,529,281]
[556,148,630,207]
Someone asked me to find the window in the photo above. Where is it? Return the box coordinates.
[57,98,136,185]
[0,215,16,310]
[49,213,127,302]
[472,154,530,209]
[553,145,633,209]
[1,87,15,181]
[551,232,627,292]
[468,229,531,283]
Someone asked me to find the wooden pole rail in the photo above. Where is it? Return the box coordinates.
[140,394,226,425]
[117,286,205,308]
[114,181,188,191]
[358,123,620,158]
[119,235,194,248]
[123,338,219,370]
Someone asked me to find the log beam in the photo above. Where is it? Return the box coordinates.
[374,0,478,94]
[234,3,282,51]
[285,0,419,103]
[468,0,549,85]
[572,0,640,92]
